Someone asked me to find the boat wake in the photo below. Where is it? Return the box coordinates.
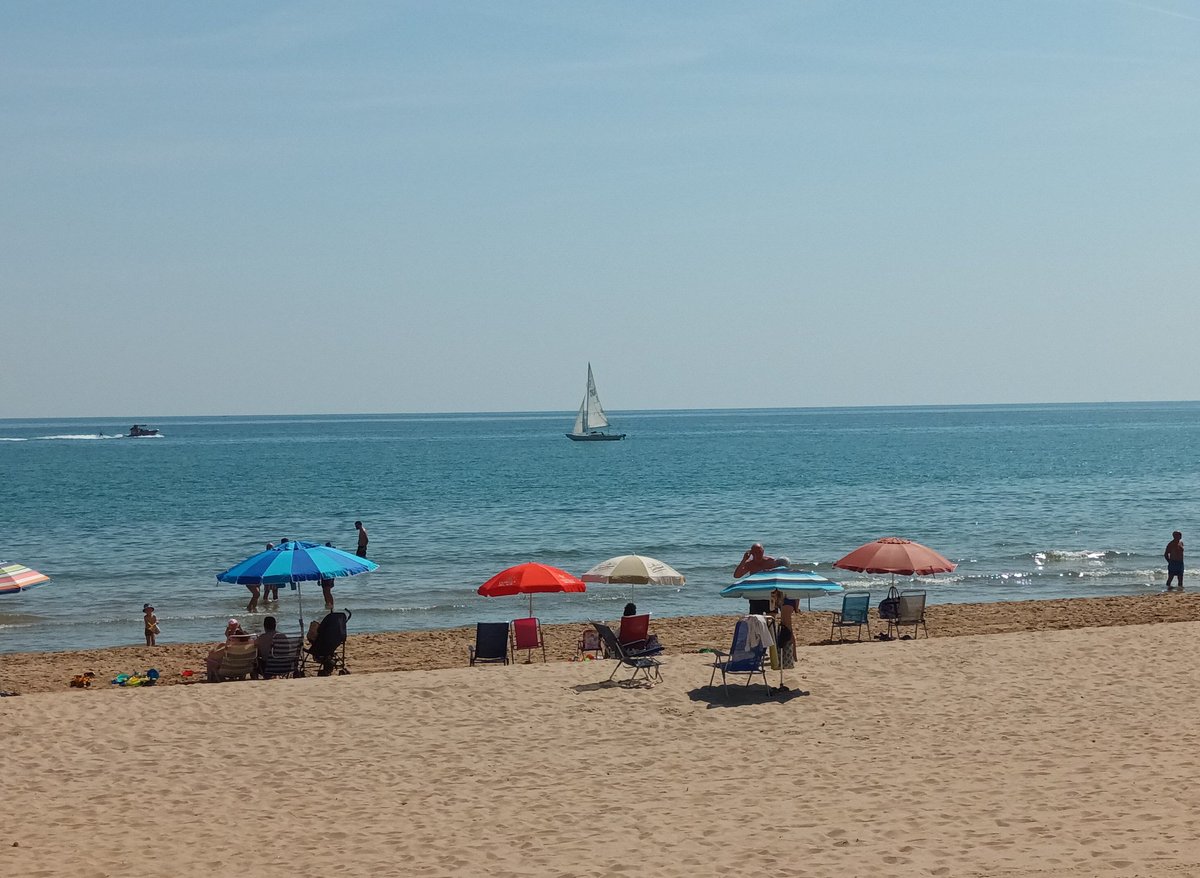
[0,433,160,441]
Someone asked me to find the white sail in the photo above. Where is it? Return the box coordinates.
[567,363,623,440]
[583,364,610,430]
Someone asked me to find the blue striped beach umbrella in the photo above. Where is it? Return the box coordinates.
[217,540,378,628]
[720,569,844,603]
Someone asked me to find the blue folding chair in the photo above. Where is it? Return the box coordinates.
[468,621,511,666]
[709,619,770,694]
[831,590,872,642]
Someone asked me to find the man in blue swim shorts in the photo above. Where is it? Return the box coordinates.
[1165,530,1184,592]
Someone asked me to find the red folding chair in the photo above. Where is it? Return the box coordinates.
[617,613,651,651]
[510,616,546,663]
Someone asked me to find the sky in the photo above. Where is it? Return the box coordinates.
[2,1,1199,417]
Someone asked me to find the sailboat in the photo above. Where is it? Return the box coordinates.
[566,364,626,441]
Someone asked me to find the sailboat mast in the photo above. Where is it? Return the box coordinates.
[583,363,594,433]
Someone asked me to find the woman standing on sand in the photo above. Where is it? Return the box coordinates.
[770,589,796,669]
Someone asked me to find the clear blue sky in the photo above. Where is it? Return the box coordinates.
[3,1,1198,417]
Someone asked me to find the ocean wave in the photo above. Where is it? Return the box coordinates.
[906,567,1165,586]
[1030,550,1129,564]
[0,613,43,624]
[0,437,27,442]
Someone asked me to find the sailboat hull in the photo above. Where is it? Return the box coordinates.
[565,432,626,442]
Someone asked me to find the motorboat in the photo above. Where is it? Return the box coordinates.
[127,424,160,437]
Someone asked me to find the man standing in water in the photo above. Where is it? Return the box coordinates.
[1165,531,1184,592]
[354,520,369,558]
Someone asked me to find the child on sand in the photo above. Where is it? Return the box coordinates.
[143,603,159,646]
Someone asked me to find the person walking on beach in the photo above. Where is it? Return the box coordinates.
[143,603,159,646]
[1165,531,1185,592]
[354,520,368,558]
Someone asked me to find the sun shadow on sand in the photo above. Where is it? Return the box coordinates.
[687,684,810,708]
[569,678,658,694]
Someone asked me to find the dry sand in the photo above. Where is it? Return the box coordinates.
[4,594,1200,876]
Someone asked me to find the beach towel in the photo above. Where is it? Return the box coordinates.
[744,614,773,651]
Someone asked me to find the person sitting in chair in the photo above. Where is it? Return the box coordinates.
[206,619,251,681]
[254,615,285,678]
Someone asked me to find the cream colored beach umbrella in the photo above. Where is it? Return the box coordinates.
[581,555,685,601]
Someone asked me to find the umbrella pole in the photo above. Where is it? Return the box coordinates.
[297,580,305,633]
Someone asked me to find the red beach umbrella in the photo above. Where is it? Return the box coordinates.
[834,537,957,579]
[477,562,587,616]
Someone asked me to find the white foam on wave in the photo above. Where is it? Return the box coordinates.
[1033,550,1111,565]
[0,437,27,441]
[37,434,123,441]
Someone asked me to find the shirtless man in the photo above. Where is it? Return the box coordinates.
[354,520,369,558]
[1165,531,1185,592]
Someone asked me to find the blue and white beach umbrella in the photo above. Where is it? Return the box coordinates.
[720,569,844,601]
[217,540,378,627]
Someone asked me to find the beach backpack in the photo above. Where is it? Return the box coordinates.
[877,585,901,620]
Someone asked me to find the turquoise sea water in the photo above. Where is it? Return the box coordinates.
[2,403,1198,653]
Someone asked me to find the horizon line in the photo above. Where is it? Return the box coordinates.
[3,398,1199,422]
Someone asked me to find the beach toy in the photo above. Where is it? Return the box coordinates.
[112,673,130,686]
[127,676,142,687]
[181,669,194,677]
[146,669,160,684]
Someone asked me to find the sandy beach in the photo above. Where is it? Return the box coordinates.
[4,591,1200,695]
[5,602,1200,877]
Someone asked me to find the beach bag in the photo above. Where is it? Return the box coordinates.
[877,586,901,620]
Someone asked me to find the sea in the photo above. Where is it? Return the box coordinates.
[1,402,1198,654]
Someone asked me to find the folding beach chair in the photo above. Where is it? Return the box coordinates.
[303,609,351,676]
[708,618,770,694]
[213,642,257,682]
[577,627,601,659]
[262,633,302,679]
[888,590,928,640]
[830,590,872,642]
[615,613,663,657]
[469,622,510,666]
[593,622,662,683]
[510,617,546,663]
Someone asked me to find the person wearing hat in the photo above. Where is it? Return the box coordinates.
[206,618,251,681]
[143,603,160,647]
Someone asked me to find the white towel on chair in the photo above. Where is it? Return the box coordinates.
[743,614,773,651]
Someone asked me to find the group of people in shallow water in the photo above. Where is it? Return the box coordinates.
[243,521,369,614]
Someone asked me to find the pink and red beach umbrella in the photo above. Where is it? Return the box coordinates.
[477,562,586,616]
[834,537,956,582]
[0,562,51,596]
